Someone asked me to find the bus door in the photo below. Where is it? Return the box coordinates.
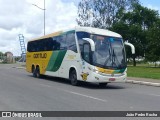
[81,42,92,81]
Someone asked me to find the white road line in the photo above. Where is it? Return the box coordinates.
[149,94,160,97]
[40,84,52,88]
[64,90,107,102]
[39,84,107,102]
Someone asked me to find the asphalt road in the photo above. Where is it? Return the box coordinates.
[0,64,160,120]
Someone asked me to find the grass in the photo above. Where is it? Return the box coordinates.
[127,66,160,80]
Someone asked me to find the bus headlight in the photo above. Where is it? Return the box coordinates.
[92,68,99,73]
[88,67,99,73]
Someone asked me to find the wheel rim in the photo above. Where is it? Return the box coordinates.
[71,74,76,84]
[70,71,77,85]
[32,68,37,77]
[36,68,40,78]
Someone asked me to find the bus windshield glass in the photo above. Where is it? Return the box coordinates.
[92,35,126,69]
[76,32,126,70]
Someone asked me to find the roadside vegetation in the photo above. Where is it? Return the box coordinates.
[127,62,160,79]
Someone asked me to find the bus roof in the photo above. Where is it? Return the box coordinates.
[29,26,122,41]
[75,26,122,38]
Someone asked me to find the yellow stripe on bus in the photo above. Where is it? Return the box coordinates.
[96,67,115,74]
[26,51,53,74]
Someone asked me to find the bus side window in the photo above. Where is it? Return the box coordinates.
[43,40,47,51]
[30,42,36,52]
[76,32,90,54]
[39,39,45,51]
[47,38,54,51]
[27,42,31,52]
[83,43,91,63]
[52,40,60,50]
[66,32,77,52]
[59,35,67,50]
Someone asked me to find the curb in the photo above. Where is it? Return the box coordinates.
[126,80,160,87]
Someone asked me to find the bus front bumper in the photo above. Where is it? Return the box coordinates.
[87,72,127,83]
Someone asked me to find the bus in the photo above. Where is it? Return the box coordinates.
[26,26,127,86]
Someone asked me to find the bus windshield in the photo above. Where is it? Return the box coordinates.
[76,32,126,70]
[92,35,126,69]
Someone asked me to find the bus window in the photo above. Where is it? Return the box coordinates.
[66,32,77,52]
[76,32,90,53]
[58,35,67,50]
[52,40,60,50]
[27,42,32,52]
[27,41,36,52]
[83,43,91,63]
[76,32,90,40]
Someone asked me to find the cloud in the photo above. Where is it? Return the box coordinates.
[0,0,78,56]
[0,16,23,30]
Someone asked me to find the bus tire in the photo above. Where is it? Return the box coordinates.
[99,83,108,87]
[70,69,78,86]
[36,66,41,78]
[32,66,37,77]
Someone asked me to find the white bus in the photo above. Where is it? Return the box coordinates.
[26,26,127,86]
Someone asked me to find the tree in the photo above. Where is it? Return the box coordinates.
[111,4,159,66]
[146,19,160,63]
[0,52,3,55]
[77,0,139,29]
[0,52,4,60]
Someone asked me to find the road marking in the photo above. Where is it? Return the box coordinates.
[149,94,160,97]
[37,85,107,102]
[126,80,160,87]
[40,84,52,88]
[64,90,107,102]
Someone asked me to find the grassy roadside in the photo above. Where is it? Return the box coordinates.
[127,66,160,80]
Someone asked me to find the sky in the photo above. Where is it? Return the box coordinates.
[0,0,160,56]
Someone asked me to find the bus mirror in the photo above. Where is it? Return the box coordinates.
[124,41,135,54]
[82,38,95,51]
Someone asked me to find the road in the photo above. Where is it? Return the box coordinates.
[0,64,160,119]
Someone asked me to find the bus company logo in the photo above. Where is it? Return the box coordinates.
[33,53,47,59]
[81,73,89,81]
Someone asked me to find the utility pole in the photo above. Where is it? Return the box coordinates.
[32,0,46,35]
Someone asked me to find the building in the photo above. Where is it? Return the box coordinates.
[4,52,15,63]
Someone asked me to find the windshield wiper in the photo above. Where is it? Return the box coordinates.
[104,49,120,69]
[103,46,112,67]
[111,49,118,68]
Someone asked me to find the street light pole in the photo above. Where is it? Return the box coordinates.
[32,0,46,35]
[44,0,45,35]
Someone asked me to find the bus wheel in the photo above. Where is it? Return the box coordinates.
[99,83,108,87]
[36,67,41,78]
[32,66,37,77]
[70,70,78,86]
